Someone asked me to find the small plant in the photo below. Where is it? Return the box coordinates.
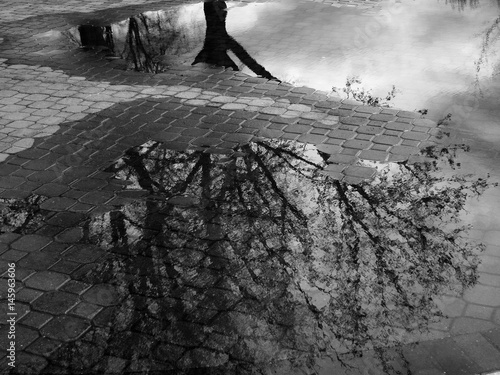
[332,76,399,107]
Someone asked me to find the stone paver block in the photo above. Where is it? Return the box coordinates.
[260,106,286,115]
[297,133,326,144]
[354,105,380,114]
[401,131,429,141]
[46,212,85,228]
[390,145,420,156]
[340,116,369,126]
[384,121,413,132]
[18,251,59,270]
[327,129,356,140]
[463,284,500,306]
[422,337,482,375]
[413,118,437,127]
[33,182,69,197]
[8,352,48,374]
[344,166,376,180]
[26,337,63,357]
[355,125,383,135]
[359,150,389,162]
[283,124,313,134]
[241,119,268,129]
[16,288,43,304]
[40,197,77,211]
[397,110,421,119]
[0,249,27,262]
[222,133,254,143]
[40,315,90,342]
[55,227,83,243]
[59,280,91,295]
[483,329,500,351]
[71,178,108,191]
[370,113,397,122]
[373,135,401,145]
[0,325,38,351]
[0,175,25,189]
[32,291,79,314]
[342,139,372,150]
[451,317,496,335]
[454,332,500,372]
[11,235,51,253]
[327,153,358,164]
[82,284,120,306]
[20,311,53,329]
[62,244,105,264]
[483,231,500,246]
[315,144,342,155]
[25,271,69,291]
[70,301,102,319]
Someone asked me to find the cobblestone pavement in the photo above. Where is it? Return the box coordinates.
[0,0,500,374]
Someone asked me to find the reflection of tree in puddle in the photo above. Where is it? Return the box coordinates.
[0,195,47,234]
[52,140,495,374]
[74,1,276,77]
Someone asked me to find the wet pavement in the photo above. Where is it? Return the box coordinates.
[1,0,500,374]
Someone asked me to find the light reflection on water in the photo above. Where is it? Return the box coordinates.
[231,0,500,137]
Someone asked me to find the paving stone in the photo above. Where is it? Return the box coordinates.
[33,182,69,197]
[344,165,376,180]
[327,129,356,140]
[0,249,27,262]
[32,290,79,315]
[0,175,25,188]
[390,145,420,156]
[46,211,85,228]
[297,133,327,144]
[26,336,63,358]
[39,197,77,211]
[62,244,105,264]
[463,284,500,306]
[70,301,102,319]
[59,280,91,295]
[359,150,389,162]
[20,311,53,329]
[18,252,59,271]
[340,116,369,126]
[422,337,483,375]
[82,284,120,306]
[54,227,83,244]
[16,288,43,304]
[40,315,90,342]
[222,133,254,143]
[0,325,38,351]
[25,271,69,291]
[342,139,372,150]
[8,352,48,374]
[11,235,51,253]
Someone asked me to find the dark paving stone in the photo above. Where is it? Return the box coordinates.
[46,212,85,228]
[0,175,25,189]
[40,315,91,342]
[344,165,377,180]
[18,252,60,271]
[82,284,120,306]
[341,116,369,126]
[26,336,63,357]
[33,183,69,197]
[16,288,44,304]
[25,271,69,291]
[422,337,483,375]
[32,290,79,315]
[20,311,53,330]
[0,325,39,351]
[343,139,372,150]
[11,235,51,253]
[62,244,105,264]
[39,197,77,211]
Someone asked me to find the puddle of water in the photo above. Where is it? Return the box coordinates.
[62,139,496,373]
[70,4,206,72]
[230,0,500,137]
[0,195,47,234]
